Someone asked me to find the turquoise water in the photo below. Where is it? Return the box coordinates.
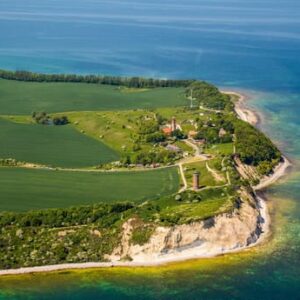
[1,0,300,299]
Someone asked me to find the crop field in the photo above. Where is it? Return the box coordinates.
[0,79,187,115]
[0,167,180,211]
[0,118,119,167]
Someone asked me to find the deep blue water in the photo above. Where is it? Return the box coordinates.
[0,0,300,299]
[1,0,300,92]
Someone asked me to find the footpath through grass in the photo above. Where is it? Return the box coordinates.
[0,79,187,115]
[0,167,180,211]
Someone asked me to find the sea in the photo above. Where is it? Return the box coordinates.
[0,0,300,299]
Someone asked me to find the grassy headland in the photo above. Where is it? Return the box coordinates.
[0,71,284,270]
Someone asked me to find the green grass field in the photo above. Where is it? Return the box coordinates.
[0,118,119,167]
[64,108,211,155]
[184,160,226,188]
[0,79,187,115]
[65,110,154,155]
[0,167,179,211]
[157,188,234,222]
[204,143,234,156]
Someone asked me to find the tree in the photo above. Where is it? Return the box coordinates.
[171,129,187,140]
[145,132,166,143]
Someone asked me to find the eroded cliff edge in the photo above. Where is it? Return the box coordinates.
[107,189,266,263]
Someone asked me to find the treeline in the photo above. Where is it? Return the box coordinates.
[186,81,233,110]
[234,120,281,174]
[0,202,133,228]
[0,69,194,88]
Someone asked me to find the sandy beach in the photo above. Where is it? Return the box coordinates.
[224,89,291,189]
[222,90,259,125]
[254,156,291,191]
[0,91,291,277]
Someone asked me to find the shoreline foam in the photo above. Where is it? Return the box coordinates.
[0,91,290,277]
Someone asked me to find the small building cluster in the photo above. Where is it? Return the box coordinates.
[162,116,180,135]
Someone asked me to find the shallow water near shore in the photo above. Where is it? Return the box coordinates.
[1,0,300,298]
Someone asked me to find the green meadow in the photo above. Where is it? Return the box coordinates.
[0,118,119,167]
[153,187,234,224]
[64,107,212,155]
[0,167,179,211]
[0,79,187,115]
[184,160,226,188]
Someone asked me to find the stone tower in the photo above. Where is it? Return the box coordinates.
[171,116,177,132]
[193,171,200,190]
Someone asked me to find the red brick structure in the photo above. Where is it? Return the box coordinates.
[162,127,172,135]
[171,116,177,132]
[193,171,200,190]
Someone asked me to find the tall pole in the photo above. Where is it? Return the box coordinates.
[190,88,194,109]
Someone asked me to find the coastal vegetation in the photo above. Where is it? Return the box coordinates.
[0,202,131,269]
[186,81,233,111]
[0,187,235,269]
[234,120,281,174]
[0,69,194,88]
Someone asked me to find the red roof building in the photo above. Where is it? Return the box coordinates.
[162,127,172,135]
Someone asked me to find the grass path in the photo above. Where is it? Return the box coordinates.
[178,163,188,193]
[206,162,225,182]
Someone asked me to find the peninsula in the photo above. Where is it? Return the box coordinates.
[0,70,290,276]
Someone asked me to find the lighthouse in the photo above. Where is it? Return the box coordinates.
[171,116,177,132]
[193,171,200,190]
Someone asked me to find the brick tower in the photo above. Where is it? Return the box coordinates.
[171,116,177,132]
[193,171,200,190]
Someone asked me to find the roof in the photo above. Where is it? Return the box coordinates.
[166,144,181,152]
[162,127,172,135]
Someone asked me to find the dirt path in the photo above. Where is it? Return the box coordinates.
[206,162,225,182]
[178,163,188,193]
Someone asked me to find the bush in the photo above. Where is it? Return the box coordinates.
[53,116,69,125]
[32,112,69,126]
[131,225,154,246]
[145,132,166,143]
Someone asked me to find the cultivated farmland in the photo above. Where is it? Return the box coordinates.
[0,79,187,115]
[0,167,179,211]
[0,117,119,167]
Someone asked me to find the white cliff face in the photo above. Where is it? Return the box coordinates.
[107,194,266,264]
